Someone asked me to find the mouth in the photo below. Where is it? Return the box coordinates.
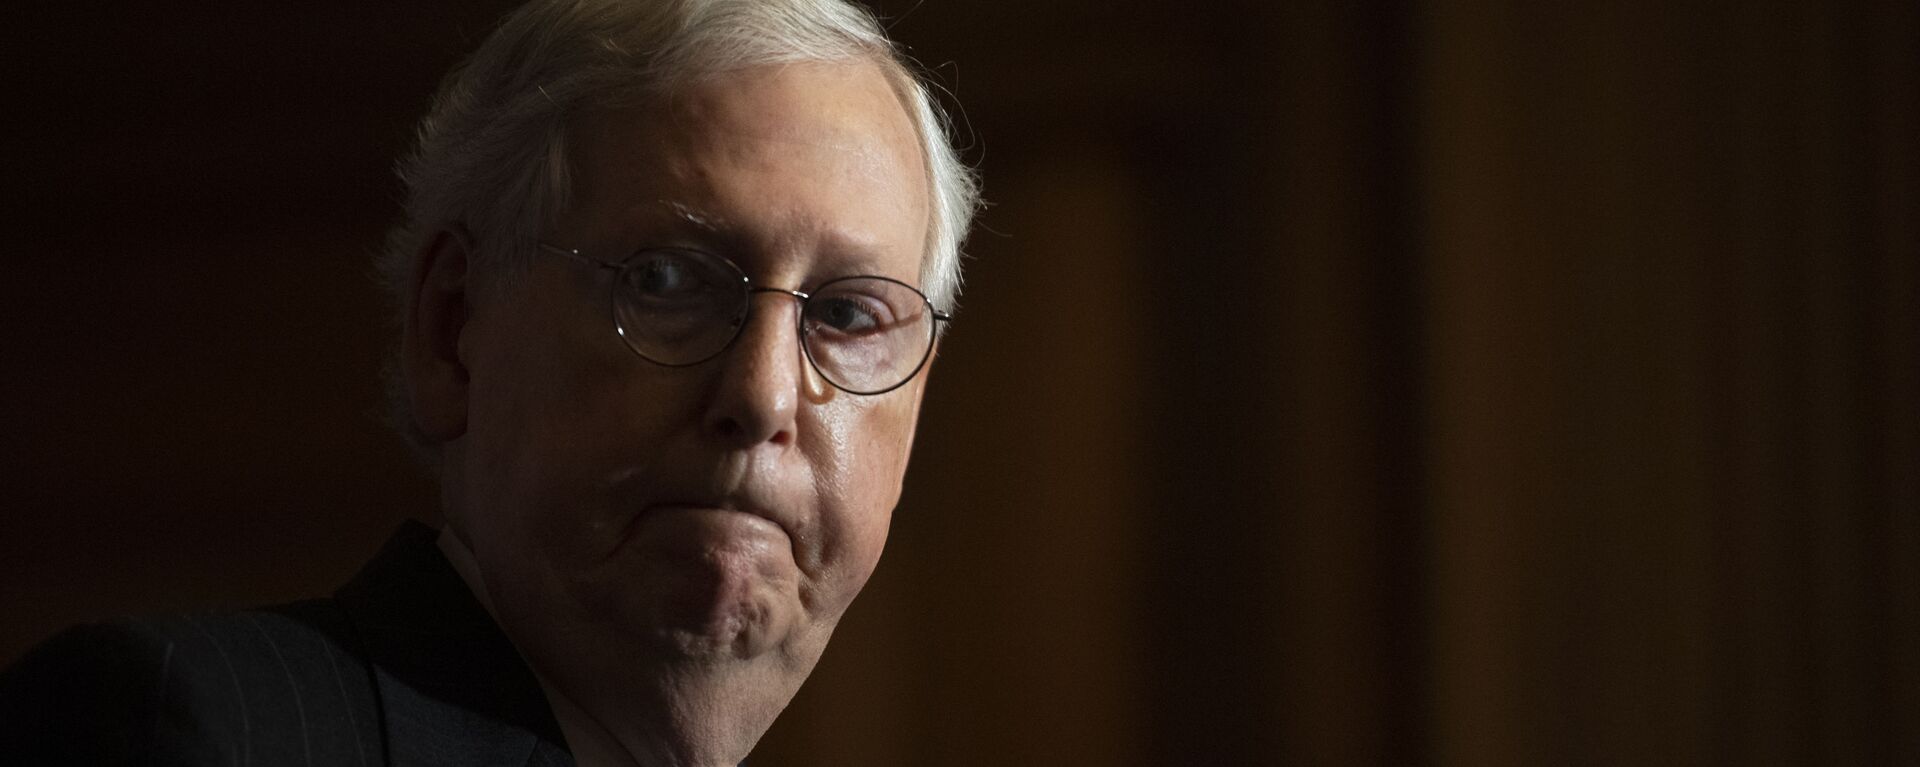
[611,502,798,590]
[646,497,778,523]
[600,464,801,563]
[644,501,775,527]
[612,498,790,552]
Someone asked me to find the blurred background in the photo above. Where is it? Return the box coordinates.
[3,1,1915,764]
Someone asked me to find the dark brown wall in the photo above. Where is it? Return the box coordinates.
[4,2,1914,765]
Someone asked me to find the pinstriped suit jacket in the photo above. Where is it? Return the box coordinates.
[0,521,575,766]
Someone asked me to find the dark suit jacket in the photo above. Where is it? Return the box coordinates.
[0,521,575,766]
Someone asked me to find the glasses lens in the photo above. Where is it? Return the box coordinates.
[802,277,935,393]
[611,249,746,365]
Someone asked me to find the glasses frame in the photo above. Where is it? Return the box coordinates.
[540,243,951,396]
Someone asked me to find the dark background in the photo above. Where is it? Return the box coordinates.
[4,1,1915,764]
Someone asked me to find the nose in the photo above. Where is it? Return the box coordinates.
[701,291,819,447]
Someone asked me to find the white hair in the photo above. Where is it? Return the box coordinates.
[376,0,977,458]
[376,0,978,310]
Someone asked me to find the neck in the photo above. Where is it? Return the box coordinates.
[435,525,763,767]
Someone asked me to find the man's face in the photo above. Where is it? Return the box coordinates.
[437,60,932,695]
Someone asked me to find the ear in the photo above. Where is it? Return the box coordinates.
[402,228,474,444]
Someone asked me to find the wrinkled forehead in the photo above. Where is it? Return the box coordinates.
[573,57,929,188]
[560,60,933,281]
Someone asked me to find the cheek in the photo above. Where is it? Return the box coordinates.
[807,394,919,591]
[457,365,599,568]
[456,299,691,568]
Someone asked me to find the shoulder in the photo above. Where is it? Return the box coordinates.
[1,619,178,764]
[0,602,382,766]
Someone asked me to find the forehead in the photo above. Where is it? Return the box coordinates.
[562,60,930,283]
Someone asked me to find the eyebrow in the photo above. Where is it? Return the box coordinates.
[647,199,903,281]
[660,200,728,233]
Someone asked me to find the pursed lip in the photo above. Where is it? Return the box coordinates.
[646,499,774,522]
[632,491,797,539]
[601,463,803,559]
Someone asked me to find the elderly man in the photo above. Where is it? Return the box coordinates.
[0,0,976,764]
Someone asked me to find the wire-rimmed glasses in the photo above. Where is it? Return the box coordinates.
[540,243,949,395]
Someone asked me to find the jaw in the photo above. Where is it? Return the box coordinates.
[534,614,831,767]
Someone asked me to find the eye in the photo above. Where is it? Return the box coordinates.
[808,294,889,336]
[627,251,704,300]
[619,249,747,315]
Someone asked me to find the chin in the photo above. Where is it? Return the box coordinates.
[645,586,786,662]
[589,505,804,663]
[615,548,799,664]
